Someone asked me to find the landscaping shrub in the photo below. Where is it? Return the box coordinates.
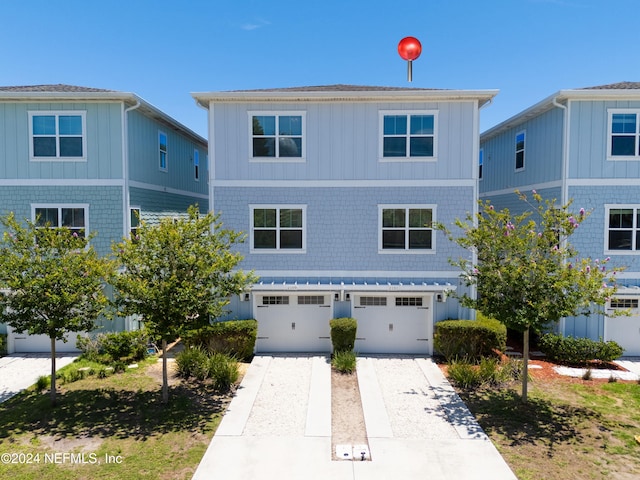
[176,347,239,392]
[538,333,624,364]
[208,353,239,392]
[183,320,257,362]
[434,315,507,361]
[0,333,7,356]
[329,317,357,353]
[332,350,357,374]
[35,375,50,391]
[77,330,148,364]
[175,346,209,379]
[447,357,522,390]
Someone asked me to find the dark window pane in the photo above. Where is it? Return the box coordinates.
[253,138,275,157]
[516,133,525,150]
[62,208,85,228]
[609,209,633,228]
[383,209,405,228]
[410,115,433,134]
[410,137,433,157]
[254,209,276,228]
[611,136,636,156]
[254,230,276,249]
[59,137,83,157]
[58,116,82,135]
[252,116,275,136]
[409,209,432,228]
[32,116,56,135]
[382,230,405,249]
[516,151,524,169]
[609,231,632,250]
[35,208,59,227]
[409,230,432,249]
[279,137,301,157]
[279,116,302,136]
[280,230,302,249]
[383,115,406,135]
[612,114,636,134]
[33,137,56,157]
[279,209,302,228]
[383,137,406,157]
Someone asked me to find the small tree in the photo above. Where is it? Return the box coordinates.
[111,206,255,403]
[0,213,113,406]
[438,191,622,402]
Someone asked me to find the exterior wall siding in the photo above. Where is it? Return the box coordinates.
[481,186,562,217]
[130,186,207,222]
[0,102,124,180]
[212,101,478,181]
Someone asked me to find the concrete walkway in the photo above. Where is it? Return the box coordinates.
[0,353,78,403]
[193,355,517,480]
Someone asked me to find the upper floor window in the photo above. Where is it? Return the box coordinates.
[608,110,640,159]
[380,111,437,161]
[479,148,484,180]
[130,208,140,238]
[159,131,168,171]
[379,205,435,253]
[250,205,306,252]
[33,204,87,238]
[606,205,640,253]
[29,112,86,160]
[194,149,200,180]
[250,112,304,160]
[515,131,525,171]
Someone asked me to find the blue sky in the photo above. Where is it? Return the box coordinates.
[1,0,638,138]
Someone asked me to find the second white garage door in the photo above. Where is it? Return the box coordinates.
[353,294,432,355]
[606,298,640,356]
[254,293,333,353]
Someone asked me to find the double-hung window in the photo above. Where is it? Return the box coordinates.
[380,111,436,160]
[606,205,640,253]
[251,206,305,252]
[29,111,86,160]
[194,149,200,180]
[33,204,87,238]
[159,131,168,171]
[379,205,435,252]
[608,110,640,159]
[515,131,525,171]
[250,112,304,160]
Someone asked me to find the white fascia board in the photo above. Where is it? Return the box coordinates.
[250,282,456,293]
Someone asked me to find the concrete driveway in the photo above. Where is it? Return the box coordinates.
[0,353,77,403]
[193,355,517,480]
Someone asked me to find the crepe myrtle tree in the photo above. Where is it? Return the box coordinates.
[436,191,623,402]
[111,205,256,404]
[0,213,114,406]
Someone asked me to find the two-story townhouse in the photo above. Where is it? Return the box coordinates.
[0,84,208,353]
[480,82,640,355]
[193,84,497,355]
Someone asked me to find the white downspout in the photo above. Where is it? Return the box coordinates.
[122,100,140,237]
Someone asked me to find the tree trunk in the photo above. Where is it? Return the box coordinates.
[521,327,530,403]
[50,336,57,406]
[161,339,168,404]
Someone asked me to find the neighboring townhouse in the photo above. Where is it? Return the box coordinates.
[480,82,640,355]
[193,84,497,354]
[0,84,208,353]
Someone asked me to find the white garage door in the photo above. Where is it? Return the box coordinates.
[255,294,333,353]
[606,298,640,356]
[353,294,432,354]
[11,331,80,353]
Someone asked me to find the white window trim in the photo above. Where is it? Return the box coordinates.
[378,204,436,254]
[604,204,640,255]
[31,203,90,236]
[378,110,438,162]
[249,204,307,254]
[194,149,200,181]
[159,131,168,172]
[28,111,87,162]
[515,130,526,172]
[607,109,640,161]
[248,111,306,163]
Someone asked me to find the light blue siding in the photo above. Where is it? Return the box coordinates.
[480,107,564,194]
[214,186,473,274]
[481,187,562,217]
[563,314,605,341]
[128,110,207,195]
[0,102,124,179]
[130,186,207,220]
[213,101,479,181]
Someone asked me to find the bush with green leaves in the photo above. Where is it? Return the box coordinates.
[329,317,357,353]
[434,315,507,362]
[208,352,239,391]
[77,330,148,364]
[447,357,523,390]
[183,320,257,361]
[332,350,357,374]
[538,333,624,364]
[0,333,6,356]
[176,347,239,392]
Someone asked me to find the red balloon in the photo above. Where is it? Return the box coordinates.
[398,37,422,61]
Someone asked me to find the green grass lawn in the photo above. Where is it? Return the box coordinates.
[0,357,233,480]
[459,378,640,480]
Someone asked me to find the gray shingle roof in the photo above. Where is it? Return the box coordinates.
[0,84,115,93]
[581,81,640,90]
[227,84,444,93]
